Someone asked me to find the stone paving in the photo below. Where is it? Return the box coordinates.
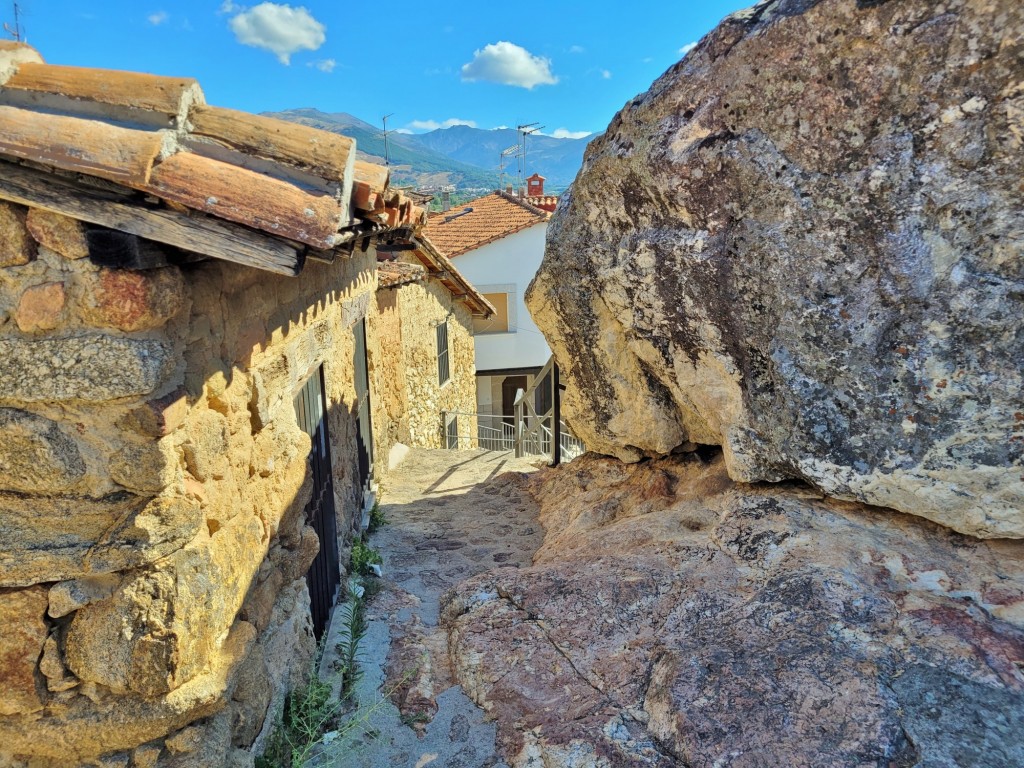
[319,448,543,768]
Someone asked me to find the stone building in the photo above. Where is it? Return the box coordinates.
[370,243,491,460]
[0,43,489,766]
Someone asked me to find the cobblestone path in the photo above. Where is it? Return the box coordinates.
[321,448,542,768]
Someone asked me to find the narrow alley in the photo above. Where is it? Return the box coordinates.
[321,448,544,768]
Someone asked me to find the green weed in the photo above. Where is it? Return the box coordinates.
[350,539,382,577]
[367,499,387,534]
[256,643,339,768]
[332,592,368,701]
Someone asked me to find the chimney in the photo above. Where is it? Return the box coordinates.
[442,190,451,212]
[505,184,513,195]
[527,173,545,198]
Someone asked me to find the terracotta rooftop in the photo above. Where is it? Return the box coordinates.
[0,43,424,275]
[422,190,549,259]
[526,194,559,212]
[377,261,426,289]
[403,236,495,318]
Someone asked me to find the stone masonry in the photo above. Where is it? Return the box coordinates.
[0,204,380,767]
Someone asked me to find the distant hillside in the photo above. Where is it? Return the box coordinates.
[265,109,592,194]
[405,126,594,193]
[265,108,501,191]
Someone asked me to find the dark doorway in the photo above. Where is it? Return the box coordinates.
[501,375,528,422]
[294,366,340,640]
[353,318,374,497]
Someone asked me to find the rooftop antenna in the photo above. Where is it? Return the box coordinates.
[516,123,543,195]
[382,113,394,166]
[4,2,23,42]
[499,144,520,192]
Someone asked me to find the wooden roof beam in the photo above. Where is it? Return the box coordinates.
[0,160,303,275]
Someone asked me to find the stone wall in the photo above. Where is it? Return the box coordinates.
[367,287,411,468]
[0,201,376,766]
[368,274,477,458]
[400,278,477,450]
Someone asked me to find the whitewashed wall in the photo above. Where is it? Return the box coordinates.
[451,223,550,373]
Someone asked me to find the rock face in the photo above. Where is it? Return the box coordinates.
[526,0,1024,538]
[443,453,1024,767]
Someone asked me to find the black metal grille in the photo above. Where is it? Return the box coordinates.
[353,319,373,492]
[436,321,450,385]
[294,367,340,640]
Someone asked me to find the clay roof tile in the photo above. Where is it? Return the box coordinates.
[423,190,549,259]
[377,261,427,289]
[5,62,202,116]
[0,45,422,261]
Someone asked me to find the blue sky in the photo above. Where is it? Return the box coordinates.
[13,1,746,137]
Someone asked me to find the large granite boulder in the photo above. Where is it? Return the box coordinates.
[526,0,1024,537]
[443,453,1024,767]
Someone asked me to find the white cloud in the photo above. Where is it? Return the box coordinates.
[405,117,478,132]
[148,10,169,25]
[679,41,697,56]
[219,1,240,12]
[309,58,335,73]
[229,3,326,65]
[569,44,585,54]
[461,41,557,89]
[600,69,612,79]
[393,128,414,135]
[550,128,592,140]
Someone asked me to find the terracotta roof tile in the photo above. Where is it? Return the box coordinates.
[0,105,163,185]
[526,194,559,212]
[423,191,549,259]
[189,105,354,182]
[412,236,495,318]
[146,152,346,250]
[377,261,426,289]
[0,44,423,263]
[5,62,200,116]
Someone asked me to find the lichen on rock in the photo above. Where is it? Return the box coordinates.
[527,0,1024,538]
[444,452,1024,767]
[0,336,176,403]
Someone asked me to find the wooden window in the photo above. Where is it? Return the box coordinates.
[436,320,450,386]
[473,292,511,334]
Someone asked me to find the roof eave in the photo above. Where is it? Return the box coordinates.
[414,234,495,317]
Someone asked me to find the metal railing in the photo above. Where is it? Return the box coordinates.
[441,411,516,450]
[438,358,585,465]
[513,357,585,465]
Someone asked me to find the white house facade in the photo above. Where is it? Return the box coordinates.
[422,190,552,423]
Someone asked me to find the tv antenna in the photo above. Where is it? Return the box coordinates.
[4,2,23,42]
[499,145,520,191]
[381,113,394,166]
[516,123,543,194]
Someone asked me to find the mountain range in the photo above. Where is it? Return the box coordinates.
[264,109,593,195]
